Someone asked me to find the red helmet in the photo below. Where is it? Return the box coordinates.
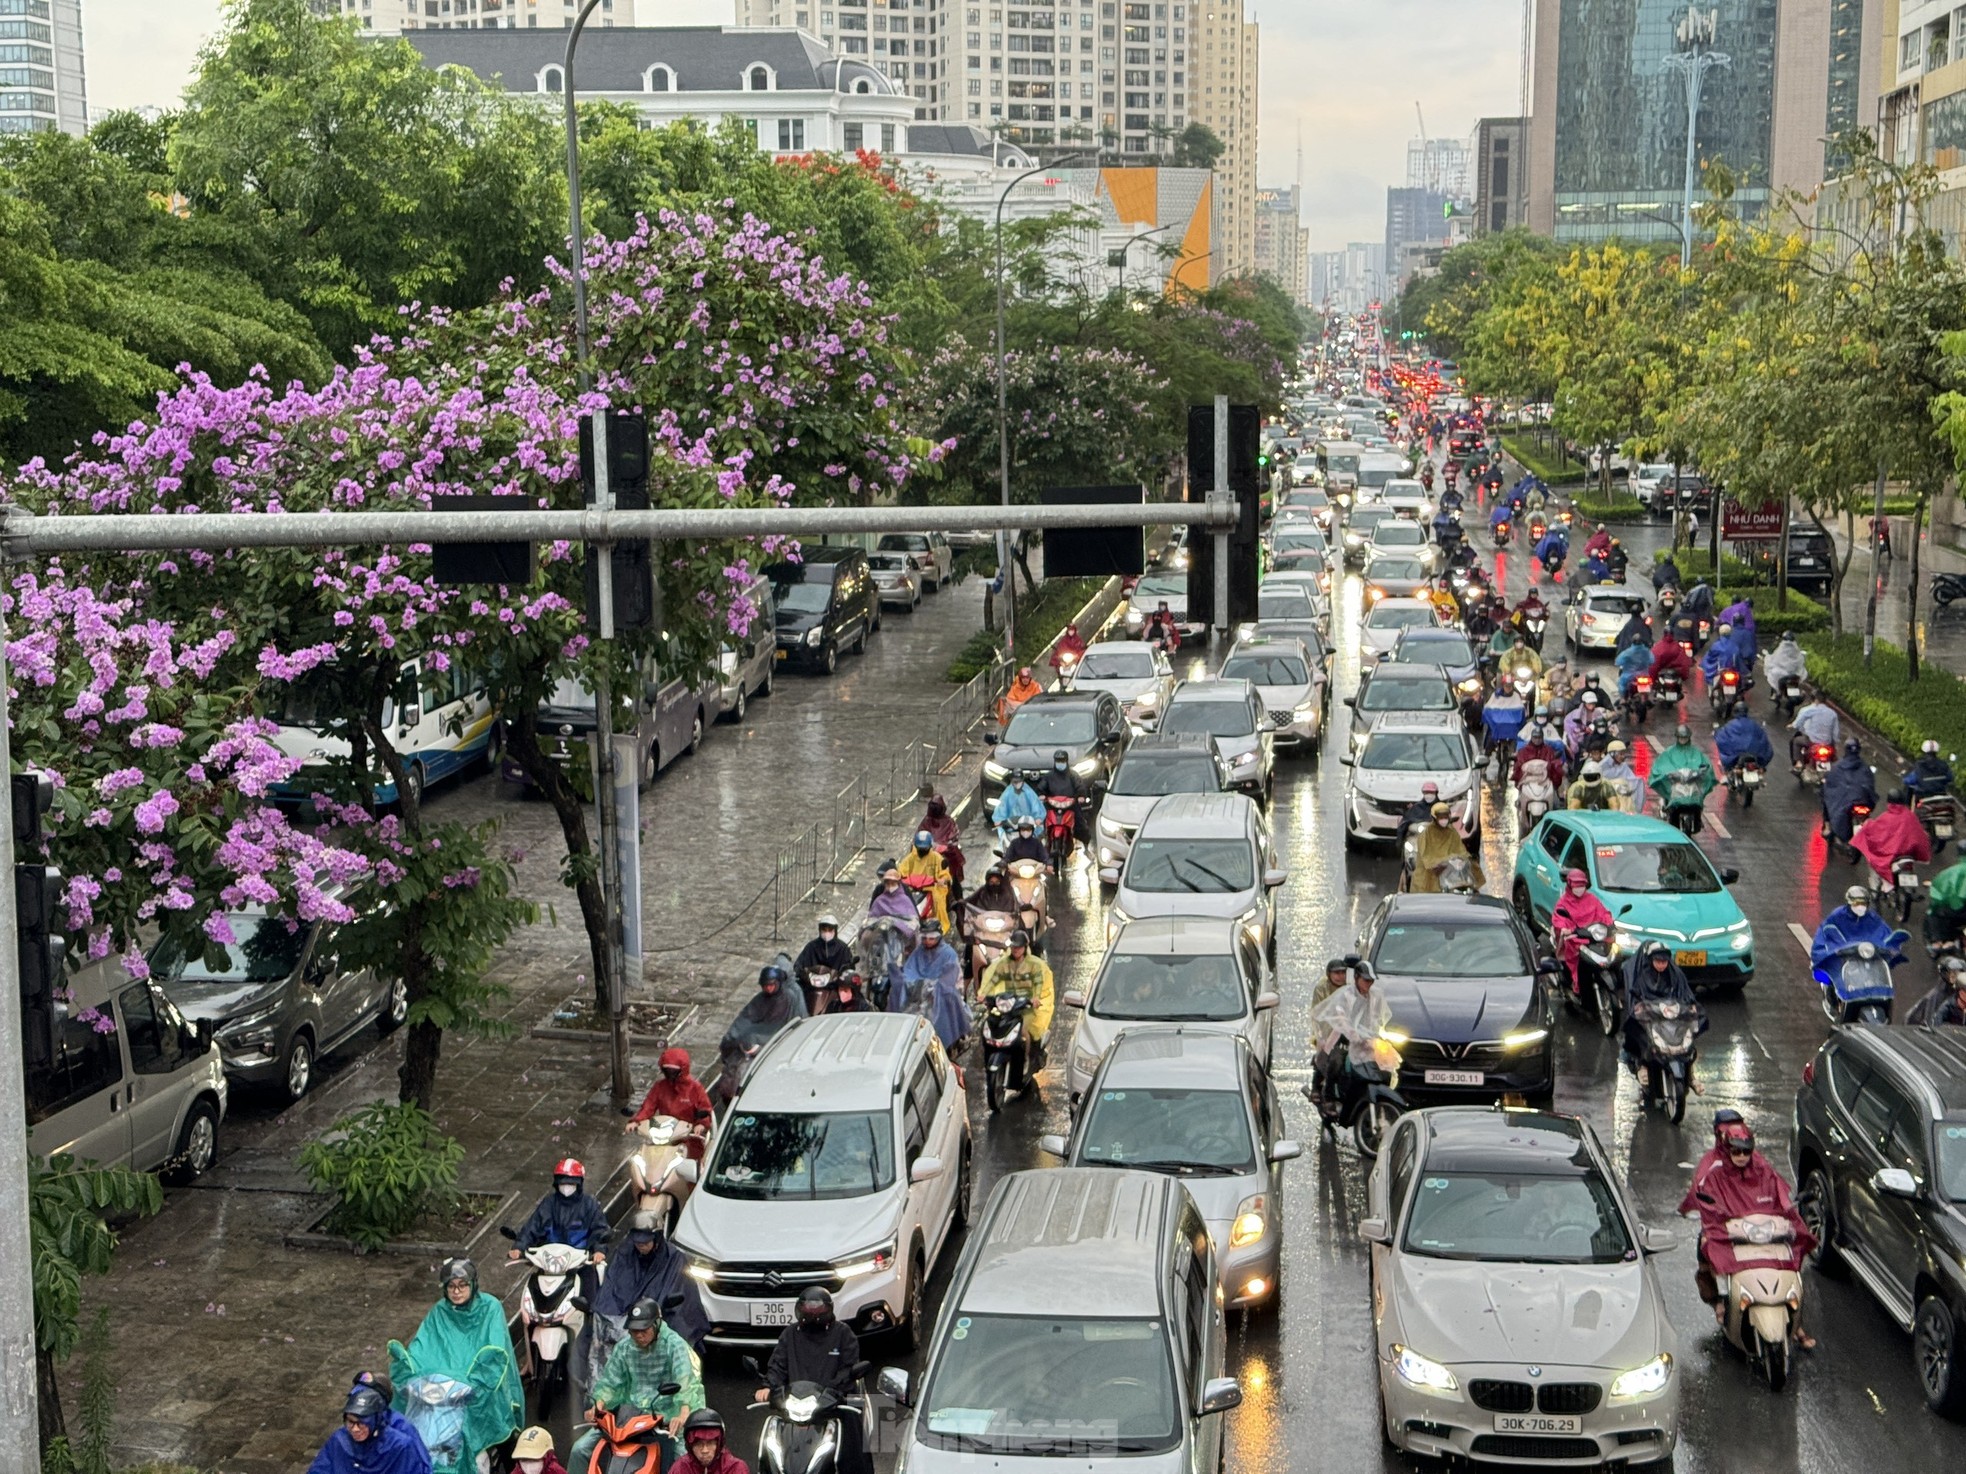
[552,1157,585,1180]
[1718,1123,1756,1156]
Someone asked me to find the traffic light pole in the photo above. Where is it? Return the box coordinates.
[0,608,42,1472]
[1211,394,1231,645]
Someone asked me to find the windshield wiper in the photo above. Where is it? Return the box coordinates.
[1178,859,1237,890]
[1126,1158,1242,1177]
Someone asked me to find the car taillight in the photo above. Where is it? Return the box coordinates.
[1581,613,1597,626]
[1801,1058,1815,1087]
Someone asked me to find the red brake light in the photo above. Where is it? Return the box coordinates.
[1722,670,1739,686]
[1802,1059,1816,1087]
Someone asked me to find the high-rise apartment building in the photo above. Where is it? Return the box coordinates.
[1187,1,1256,277]
[1385,185,1451,286]
[0,0,85,135]
[733,0,948,120]
[1406,136,1472,197]
[313,0,638,30]
[1253,184,1308,303]
[1527,0,1872,244]
[1472,116,1526,235]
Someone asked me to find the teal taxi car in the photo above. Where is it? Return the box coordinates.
[1511,810,1753,988]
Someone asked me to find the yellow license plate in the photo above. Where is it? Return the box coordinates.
[775,648,789,661]
[1674,950,1707,967]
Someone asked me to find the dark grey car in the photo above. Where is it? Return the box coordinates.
[152,908,403,1102]
[981,690,1129,806]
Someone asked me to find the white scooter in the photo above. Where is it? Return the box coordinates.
[626,1114,706,1230]
[1516,758,1556,829]
[1715,1214,1805,1394]
[500,1232,596,1418]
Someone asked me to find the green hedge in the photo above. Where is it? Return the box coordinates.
[1570,495,1651,524]
[1500,433,1589,486]
[945,576,1105,682]
[1736,586,1830,636]
[1798,634,1966,758]
[1652,547,1768,585]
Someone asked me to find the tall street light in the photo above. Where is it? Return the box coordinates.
[1111,222,1174,297]
[995,149,1088,659]
[1660,6,1730,271]
[561,0,634,1101]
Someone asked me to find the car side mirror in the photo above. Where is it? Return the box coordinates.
[1638,1225,1676,1255]
[1338,754,1354,766]
[672,1160,699,1185]
[1254,991,1280,1012]
[985,731,999,747]
[1872,1166,1919,1199]
[1037,1133,1068,1158]
[1270,1139,1302,1163]
[1359,1216,1390,1244]
[1198,1377,1242,1417]
[1617,903,1635,916]
[877,1367,911,1406]
[1061,990,1086,1009]
[909,1156,945,1185]
[1719,867,1740,884]
[1342,695,1356,707]
[1264,868,1289,889]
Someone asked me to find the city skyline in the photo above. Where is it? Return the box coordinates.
[86,0,1522,251]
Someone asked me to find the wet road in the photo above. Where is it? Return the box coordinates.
[701,492,1966,1472]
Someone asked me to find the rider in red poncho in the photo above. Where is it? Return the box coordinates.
[624,1047,714,1160]
[1679,1115,1816,1346]
[1549,869,1614,996]
[1049,621,1088,669]
[1851,788,1933,891]
[1648,634,1695,684]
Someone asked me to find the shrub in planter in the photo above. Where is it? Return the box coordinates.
[1797,635,1966,758]
[297,1101,464,1250]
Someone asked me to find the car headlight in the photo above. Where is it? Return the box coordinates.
[685,1259,717,1282]
[1294,700,1318,718]
[1379,1026,1410,1045]
[1229,1193,1268,1248]
[1731,929,1753,952]
[805,627,824,647]
[1456,677,1481,694]
[1391,1344,1459,1394]
[1098,816,1124,838]
[1501,1028,1549,1050]
[1615,930,1640,952]
[216,1007,281,1052]
[832,1239,896,1278]
[1072,757,1100,776]
[1609,1353,1673,1400]
[1232,750,1259,769]
[982,760,1009,781]
[1073,1044,1103,1077]
[1238,906,1265,940]
[1135,689,1159,707]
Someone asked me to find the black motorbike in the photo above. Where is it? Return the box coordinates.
[1932,570,1966,607]
[1303,1038,1407,1159]
[1629,998,1704,1123]
[1653,667,1685,718]
[1772,673,1806,719]
[1624,673,1655,728]
[1662,771,1708,836]
[1556,925,1624,1039]
[743,1358,872,1474]
[979,993,1038,1112]
[1726,757,1766,809]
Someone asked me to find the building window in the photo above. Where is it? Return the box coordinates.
[778,118,806,149]
[643,63,674,91]
[536,63,564,91]
[747,64,774,90]
[844,121,864,149]
[882,123,896,151]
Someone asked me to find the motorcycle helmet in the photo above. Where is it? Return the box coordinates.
[914,830,934,854]
[1052,749,1070,770]
[1352,961,1377,986]
[1924,739,1942,755]
[1580,763,1602,780]
[1565,868,1590,890]
[920,919,944,939]
[1009,929,1031,950]
[1641,941,1671,966]
[760,963,788,991]
[626,1209,663,1245]
[1015,817,1036,834]
[682,1409,727,1448]
[1674,723,1691,743]
[1845,739,1862,757]
[816,913,840,933]
[1844,885,1870,907]
[797,1286,836,1330]
[343,1385,389,1435]
[1420,781,1440,799]
[1718,1121,1757,1157]
[1940,955,1966,985]
[624,1297,664,1332]
[440,1257,478,1292]
[1710,1108,1744,1144]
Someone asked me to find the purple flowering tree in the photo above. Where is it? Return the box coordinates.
[5,203,928,1103]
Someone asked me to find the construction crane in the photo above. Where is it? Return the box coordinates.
[1413,101,1432,191]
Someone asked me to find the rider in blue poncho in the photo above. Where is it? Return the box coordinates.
[308,1386,431,1474]
[1713,711,1775,772]
[1810,886,1907,970]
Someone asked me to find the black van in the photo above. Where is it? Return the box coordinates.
[767,547,880,675]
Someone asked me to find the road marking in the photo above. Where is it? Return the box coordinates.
[1788,921,1814,956]
[1706,812,1731,840]
[1647,735,1664,754]
[1747,1031,1772,1062]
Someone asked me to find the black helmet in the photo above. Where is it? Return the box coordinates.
[760,964,787,990]
[1845,739,1862,757]
[682,1409,727,1444]
[1711,1108,1744,1142]
[1642,940,1671,963]
[440,1257,478,1292]
[1009,928,1031,949]
[797,1285,836,1330]
[343,1385,389,1434]
[624,1297,663,1332]
[1674,723,1691,742]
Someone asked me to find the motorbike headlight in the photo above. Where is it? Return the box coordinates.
[782,1392,820,1425]
[982,760,1009,781]
[1609,1353,1673,1400]
[1072,757,1100,776]
[1615,931,1640,952]
[1391,1344,1460,1394]
[1456,677,1481,694]
[1501,1028,1549,1050]
[1229,1193,1268,1248]
[832,1239,896,1278]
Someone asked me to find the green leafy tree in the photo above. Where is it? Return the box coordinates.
[29,1154,162,1449]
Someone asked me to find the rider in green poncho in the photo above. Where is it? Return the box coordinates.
[389,1258,522,1474]
[1930,856,1966,945]
[1647,723,1717,819]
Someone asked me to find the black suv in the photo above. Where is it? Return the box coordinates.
[1792,1025,1966,1417]
[981,689,1128,807]
[1781,526,1835,598]
[765,546,879,675]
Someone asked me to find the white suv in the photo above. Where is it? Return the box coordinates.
[672,1012,971,1350]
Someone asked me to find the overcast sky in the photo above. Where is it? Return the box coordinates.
[86,0,1525,252]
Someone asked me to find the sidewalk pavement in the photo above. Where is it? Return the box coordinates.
[81,581,1001,1472]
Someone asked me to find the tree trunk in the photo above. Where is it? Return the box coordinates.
[1909,497,1927,682]
[1828,507,1856,637]
[506,713,611,1011]
[398,1015,442,1114]
[1012,533,1040,597]
[365,708,447,1111]
[37,1345,64,1451]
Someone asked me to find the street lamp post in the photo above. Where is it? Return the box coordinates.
[1113,223,1174,297]
[995,150,1088,658]
[1659,7,1731,271]
[561,0,634,1103]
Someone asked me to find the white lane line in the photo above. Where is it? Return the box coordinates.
[1647,735,1664,754]
[1747,1031,1773,1062]
[1706,811,1731,840]
[1787,921,1814,956]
